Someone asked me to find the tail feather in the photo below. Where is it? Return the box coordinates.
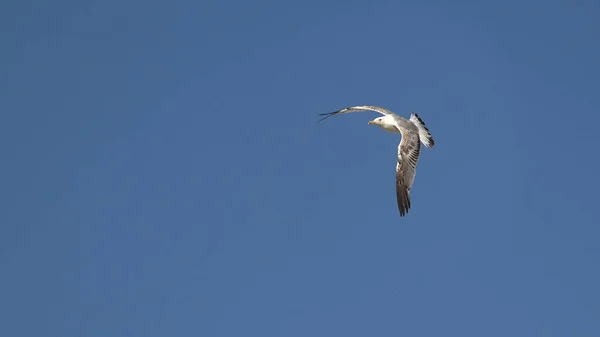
[410,113,435,148]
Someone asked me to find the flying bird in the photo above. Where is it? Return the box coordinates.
[318,105,435,217]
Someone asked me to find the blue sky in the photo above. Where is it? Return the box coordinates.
[1,0,599,336]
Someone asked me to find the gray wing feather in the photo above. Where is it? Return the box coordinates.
[317,105,398,123]
[395,131,421,217]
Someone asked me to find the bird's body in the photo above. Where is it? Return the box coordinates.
[318,105,435,217]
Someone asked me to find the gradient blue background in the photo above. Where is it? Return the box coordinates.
[2,0,599,336]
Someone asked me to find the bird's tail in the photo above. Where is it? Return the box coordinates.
[410,113,435,148]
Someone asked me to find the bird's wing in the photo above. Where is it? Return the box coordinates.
[395,131,421,217]
[409,112,435,148]
[317,105,396,123]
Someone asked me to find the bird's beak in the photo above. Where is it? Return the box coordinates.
[368,120,374,125]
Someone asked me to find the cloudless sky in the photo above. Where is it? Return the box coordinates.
[1,0,600,336]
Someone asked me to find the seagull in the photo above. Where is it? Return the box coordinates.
[318,105,435,217]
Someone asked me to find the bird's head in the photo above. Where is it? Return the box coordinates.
[368,116,389,127]
[368,115,398,133]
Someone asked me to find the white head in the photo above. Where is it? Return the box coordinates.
[367,115,397,131]
[367,116,386,126]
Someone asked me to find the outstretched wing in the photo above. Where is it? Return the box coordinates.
[395,131,421,217]
[317,105,397,123]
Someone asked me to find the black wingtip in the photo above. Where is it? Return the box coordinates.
[316,110,340,123]
[397,193,410,217]
[396,175,412,217]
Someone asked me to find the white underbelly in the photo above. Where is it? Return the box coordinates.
[382,124,400,133]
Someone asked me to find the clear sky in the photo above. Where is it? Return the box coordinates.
[1,0,599,336]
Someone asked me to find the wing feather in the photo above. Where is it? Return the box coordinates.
[395,132,421,217]
[317,105,396,123]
